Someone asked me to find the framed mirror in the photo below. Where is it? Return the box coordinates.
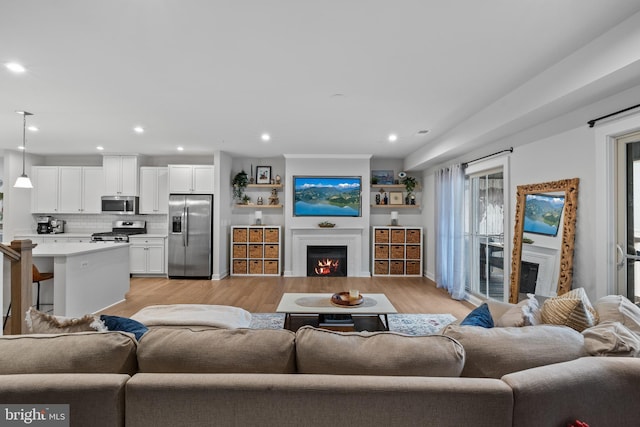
[509,178,579,303]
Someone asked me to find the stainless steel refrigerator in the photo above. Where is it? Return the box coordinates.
[168,194,213,279]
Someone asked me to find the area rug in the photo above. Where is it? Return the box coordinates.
[249,313,457,335]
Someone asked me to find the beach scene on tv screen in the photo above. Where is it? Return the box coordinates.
[523,194,565,236]
[294,177,361,216]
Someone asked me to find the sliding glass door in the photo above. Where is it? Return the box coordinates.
[465,164,507,300]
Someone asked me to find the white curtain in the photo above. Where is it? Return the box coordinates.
[435,164,466,300]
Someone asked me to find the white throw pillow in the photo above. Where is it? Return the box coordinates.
[496,294,541,327]
[582,321,640,357]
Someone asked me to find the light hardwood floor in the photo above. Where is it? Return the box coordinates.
[97,276,474,319]
[3,276,474,334]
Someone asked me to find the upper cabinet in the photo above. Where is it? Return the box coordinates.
[103,155,139,196]
[31,166,60,213]
[31,166,104,214]
[140,167,169,214]
[168,164,214,194]
[59,167,104,213]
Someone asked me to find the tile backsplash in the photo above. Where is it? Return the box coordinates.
[30,214,168,234]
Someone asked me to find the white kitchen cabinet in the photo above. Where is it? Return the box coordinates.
[103,155,139,196]
[58,167,104,213]
[168,165,214,194]
[31,166,60,213]
[129,236,166,275]
[139,167,168,214]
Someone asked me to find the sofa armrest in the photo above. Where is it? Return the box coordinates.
[502,357,640,427]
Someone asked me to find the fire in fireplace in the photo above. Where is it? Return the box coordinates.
[307,246,347,277]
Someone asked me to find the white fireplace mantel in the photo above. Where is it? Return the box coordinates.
[287,227,365,277]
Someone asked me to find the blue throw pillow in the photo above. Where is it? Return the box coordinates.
[460,303,494,328]
[100,315,148,340]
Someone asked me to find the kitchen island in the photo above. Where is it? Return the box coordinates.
[32,242,130,317]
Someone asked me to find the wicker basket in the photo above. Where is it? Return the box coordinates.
[375,229,389,243]
[249,228,263,242]
[233,244,247,258]
[405,261,420,275]
[249,260,263,274]
[390,261,404,275]
[264,260,279,275]
[233,228,248,242]
[405,245,420,260]
[264,244,279,259]
[249,244,263,258]
[390,245,404,259]
[264,228,279,242]
[391,229,406,243]
[374,260,389,275]
[406,229,421,243]
[233,260,247,274]
[375,244,389,259]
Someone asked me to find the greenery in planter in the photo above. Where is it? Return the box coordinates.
[401,175,418,195]
[232,170,249,202]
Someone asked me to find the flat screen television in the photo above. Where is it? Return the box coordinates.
[293,176,362,217]
[523,193,565,237]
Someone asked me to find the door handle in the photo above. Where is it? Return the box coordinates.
[184,207,189,247]
[617,243,640,270]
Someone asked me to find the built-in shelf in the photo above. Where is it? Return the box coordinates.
[371,204,420,209]
[247,184,283,189]
[235,204,283,209]
[371,184,405,189]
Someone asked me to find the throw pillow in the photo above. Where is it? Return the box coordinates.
[582,321,640,357]
[595,294,640,336]
[100,314,149,340]
[460,303,494,328]
[496,294,541,327]
[541,288,599,332]
[25,307,106,334]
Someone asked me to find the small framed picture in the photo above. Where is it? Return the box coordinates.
[389,191,404,205]
[256,166,272,184]
[371,170,394,185]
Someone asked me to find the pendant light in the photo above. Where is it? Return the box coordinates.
[14,111,34,189]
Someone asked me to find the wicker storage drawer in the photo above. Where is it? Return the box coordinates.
[249,260,263,274]
[264,228,279,242]
[406,229,421,244]
[391,229,406,243]
[375,229,389,243]
[264,260,279,275]
[249,228,263,242]
[233,228,248,242]
[405,245,420,260]
[390,245,404,259]
[390,260,405,275]
[233,260,247,274]
[233,244,247,258]
[374,260,389,275]
[264,244,279,259]
[374,244,389,259]
[249,244,263,258]
[406,261,421,275]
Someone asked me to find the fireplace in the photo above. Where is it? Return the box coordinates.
[307,246,347,277]
[520,261,539,294]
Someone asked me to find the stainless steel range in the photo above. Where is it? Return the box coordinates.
[91,220,147,242]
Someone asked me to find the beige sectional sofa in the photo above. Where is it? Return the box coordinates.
[2,321,640,427]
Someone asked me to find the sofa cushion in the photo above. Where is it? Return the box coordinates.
[137,327,296,373]
[495,295,541,327]
[595,294,640,336]
[0,331,138,375]
[441,324,585,378]
[131,304,251,328]
[541,288,599,332]
[295,326,465,377]
[460,303,494,328]
[25,307,106,334]
[582,321,640,357]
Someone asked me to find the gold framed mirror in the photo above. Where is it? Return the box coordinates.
[509,178,579,303]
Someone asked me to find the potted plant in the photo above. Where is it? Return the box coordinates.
[401,176,418,202]
[232,170,248,202]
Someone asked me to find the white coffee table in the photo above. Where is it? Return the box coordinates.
[276,293,397,332]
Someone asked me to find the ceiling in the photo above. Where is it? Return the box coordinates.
[2,1,640,168]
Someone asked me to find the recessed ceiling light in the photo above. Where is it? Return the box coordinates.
[177,146,184,151]
[388,133,398,142]
[18,145,25,150]
[261,133,271,142]
[96,146,104,151]
[27,125,38,132]
[5,62,26,73]
[133,126,144,134]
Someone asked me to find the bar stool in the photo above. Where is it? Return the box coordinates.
[3,265,54,330]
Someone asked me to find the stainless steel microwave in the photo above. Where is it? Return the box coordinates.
[101,196,139,214]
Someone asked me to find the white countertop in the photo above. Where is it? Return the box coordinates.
[32,242,131,256]
[16,232,167,238]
